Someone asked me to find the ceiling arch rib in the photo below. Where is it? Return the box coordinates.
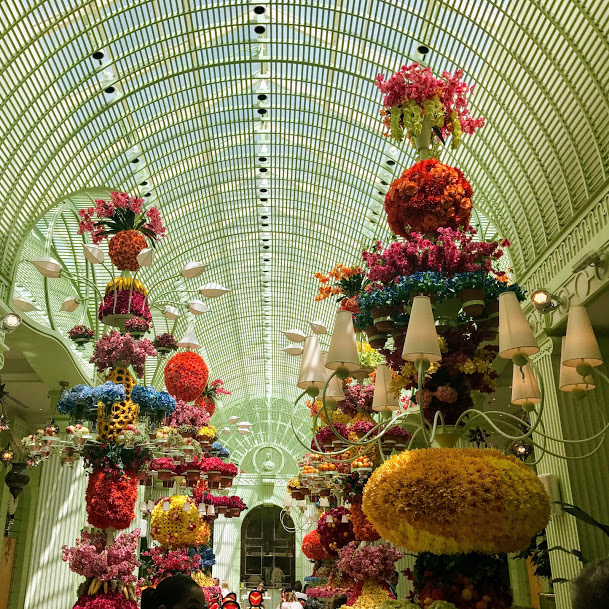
[3,0,609,408]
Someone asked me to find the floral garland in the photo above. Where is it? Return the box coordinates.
[150,496,199,549]
[302,530,331,560]
[85,469,139,530]
[362,448,551,555]
[337,542,403,582]
[164,352,210,402]
[90,331,156,378]
[384,160,473,235]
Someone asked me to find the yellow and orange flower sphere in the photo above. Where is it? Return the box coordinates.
[340,580,394,609]
[362,448,550,555]
[150,496,199,549]
[194,516,211,546]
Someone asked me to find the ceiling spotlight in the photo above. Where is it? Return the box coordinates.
[531,290,560,312]
[2,313,21,332]
[509,440,533,462]
[572,251,603,274]
[1,444,15,465]
[0,409,9,431]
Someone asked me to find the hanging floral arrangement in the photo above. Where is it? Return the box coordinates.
[164,351,210,402]
[78,192,167,271]
[302,530,331,561]
[85,469,139,530]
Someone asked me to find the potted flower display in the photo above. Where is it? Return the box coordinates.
[153,332,178,355]
[67,325,95,348]
[124,316,150,338]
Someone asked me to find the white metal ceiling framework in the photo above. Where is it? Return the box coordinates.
[2,0,608,406]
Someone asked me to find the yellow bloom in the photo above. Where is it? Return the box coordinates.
[362,448,550,555]
[150,496,199,549]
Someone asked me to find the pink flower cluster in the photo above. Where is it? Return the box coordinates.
[202,587,222,604]
[348,420,376,437]
[337,541,403,582]
[312,424,348,450]
[78,193,145,244]
[144,207,167,239]
[201,379,231,399]
[149,457,176,472]
[166,399,211,428]
[141,546,201,585]
[363,230,510,284]
[124,317,150,333]
[90,330,156,378]
[74,592,137,609]
[98,291,152,323]
[337,384,375,416]
[375,63,485,136]
[62,530,140,584]
[200,457,238,477]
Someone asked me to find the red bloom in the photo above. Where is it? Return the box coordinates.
[317,507,355,556]
[164,352,209,402]
[384,159,473,236]
[195,395,216,417]
[73,592,138,609]
[85,469,139,530]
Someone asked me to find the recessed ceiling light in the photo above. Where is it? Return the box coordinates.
[92,51,105,60]
[254,6,266,14]
[254,25,266,34]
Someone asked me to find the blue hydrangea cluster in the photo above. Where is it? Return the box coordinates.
[131,384,177,415]
[188,546,216,570]
[56,384,93,415]
[211,441,230,459]
[91,381,126,406]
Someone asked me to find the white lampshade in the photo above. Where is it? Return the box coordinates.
[13,295,38,312]
[60,296,80,312]
[207,504,215,516]
[321,353,345,402]
[199,283,231,298]
[227,416,239,424]
[372,364,399,412]
[162,500,171,511]
[238,421,252,428]
[310,320,327,334]
[559,337,595,392]
[177,321,201,349]
[282,328,306,342]
[498,292,539,360]
[136,248,155,267]
[284,493,292,507]
[325,310,360,371]
[283,343,303,356]
[222,427,231,435]
[561,306,602,368]
[198,503,207,515]
[341,514,349,523]
[511,363,541,406]
[326,515,334,523]
[319,497,330,507]
[83,243,105,264]
[163,305,179,320]
[402,296,441,363]
[30,257,62,278]
[147,500,155,512]
[297,336,327,390]
[182,500,192,512]
[188,300,209,315]
[296,499,306,508]
[238,428,251,435]
[181,261,206,278]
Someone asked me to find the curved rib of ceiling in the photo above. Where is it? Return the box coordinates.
[3,0,609,405]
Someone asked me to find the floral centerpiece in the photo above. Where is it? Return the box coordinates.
[153,333,178,354]
[124,317,150,337]
[98,277,152,324]
[68,325,95,346]
[150,496,200,549]
[317,507,355,556]
[78,192,166,270]
[337,384,375,416]
[375,63,484,149]
[196,379,231,417]
[90,331,156,378]
[337,542,403,583]
[164,351,210,402]
[302,530,331,561]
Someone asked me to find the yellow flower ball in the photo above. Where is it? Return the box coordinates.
[362,448,550,555]
[195,516,211,545]
[150,495,199,549]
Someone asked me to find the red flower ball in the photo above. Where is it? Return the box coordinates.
[317,507,355,556]
[85,469,139,530]
[302,530,330,560]
[384,159,473,236]
[164,352,209,402]
[195,395,216,417]
[350,502,380,542]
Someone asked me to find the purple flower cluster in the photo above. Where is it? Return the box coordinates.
[337,541,403,582]
[337,384,375,416]
[90,330,156,378]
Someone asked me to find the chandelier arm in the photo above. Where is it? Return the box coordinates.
[407,426,424,450]
[416,361,431,446]
[427,410,447,445]
[62,269,104,299]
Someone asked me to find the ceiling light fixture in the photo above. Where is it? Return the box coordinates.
[2,313,21,332]
[530,289,561,312]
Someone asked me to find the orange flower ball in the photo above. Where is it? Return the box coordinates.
[164,352,209,402]
[108,229,148,271]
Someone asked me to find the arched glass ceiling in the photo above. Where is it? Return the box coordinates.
[2,0,608,405]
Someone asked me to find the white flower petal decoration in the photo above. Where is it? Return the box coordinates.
[83,244,105,264]
[181,261,206,278]
[60,296,80,312]
[238,428,251,435]
[188,300,209,315]
[162,305,180,320]
[177,322,201,350]
[13,295,38,312]
[222,427,231,435]
[227,416,239,424]
[136,248,155,267]
[310,320,327,334]
[30,257,62,278]
[199,283,231,298]
[283,344,303,356]
[282,329,306,342]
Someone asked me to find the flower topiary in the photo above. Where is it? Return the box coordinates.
[194,516,211,546]
[384,159,473,236]
[302,530,330,561]
[317,507,355,556]
[350,502,380,542]
[164,352,209,402]
[151,496,199,549]
[85,469,139,530]
[362,448,550,555]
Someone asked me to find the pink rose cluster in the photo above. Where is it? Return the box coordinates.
[74,592,137,609]
[337,384,375,416]
[166,399,211,428]
[337,541,403,582]
[140,546,201,586]
[362,230,510,285]
[90,330,156,378]
[62,529,141,584]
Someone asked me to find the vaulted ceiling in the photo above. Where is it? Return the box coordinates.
[2,0,608,407]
